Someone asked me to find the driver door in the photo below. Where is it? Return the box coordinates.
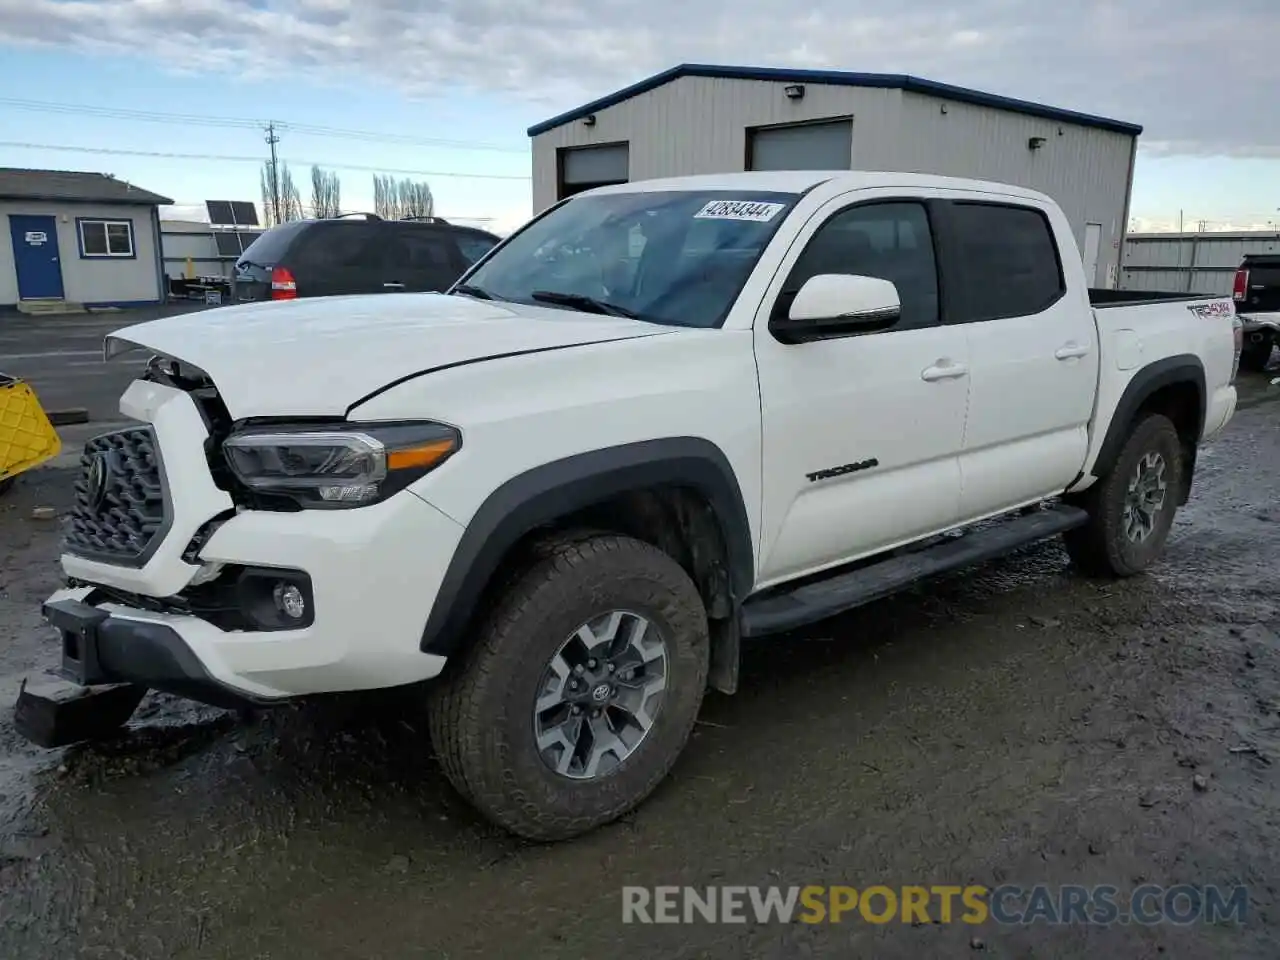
[753,192,969,587]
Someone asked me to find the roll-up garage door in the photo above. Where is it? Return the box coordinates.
[747,119,853,171]
[558,144,630,199]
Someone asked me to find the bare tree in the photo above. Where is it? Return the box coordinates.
[261,160,305,225]
[399,180,434,219]
[310,165,342,219]
[280,164,304,222]
[260,166,275,226]
[373,174,398,220]
[373,174,434,219]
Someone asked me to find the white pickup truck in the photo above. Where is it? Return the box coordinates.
[17,172,1241,841]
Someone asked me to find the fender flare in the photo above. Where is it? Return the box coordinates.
[419,437,756,658]
[1090,353,1205,481]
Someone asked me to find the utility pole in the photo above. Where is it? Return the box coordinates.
[264,123,281,225]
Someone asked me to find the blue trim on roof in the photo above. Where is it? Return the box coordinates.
[527,64,1143,138]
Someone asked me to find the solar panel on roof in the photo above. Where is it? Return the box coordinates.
[213,231,243,257]
[205,200,235,225]
[235,230,263,250]
[230,201,259,226]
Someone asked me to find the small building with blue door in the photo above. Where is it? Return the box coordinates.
[1,167,172,310]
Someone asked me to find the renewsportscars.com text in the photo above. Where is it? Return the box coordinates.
[622,884,1248,926]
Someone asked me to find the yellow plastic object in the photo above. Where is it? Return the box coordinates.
[0,375,62,482]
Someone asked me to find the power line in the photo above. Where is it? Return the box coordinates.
[0,95,528,153]
[0,140,531,181]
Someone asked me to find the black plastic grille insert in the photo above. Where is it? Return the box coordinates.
[65,427,168,565]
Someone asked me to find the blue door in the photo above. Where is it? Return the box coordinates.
[8,215,64,300]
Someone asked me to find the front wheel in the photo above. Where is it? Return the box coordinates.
[1064,412,1184,577]
[427,534,710,841]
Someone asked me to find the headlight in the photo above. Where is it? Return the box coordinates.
[222,421,460,508]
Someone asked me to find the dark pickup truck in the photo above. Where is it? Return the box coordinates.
[1233,253,1280,371]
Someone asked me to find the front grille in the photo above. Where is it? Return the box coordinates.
[65,427,169,565]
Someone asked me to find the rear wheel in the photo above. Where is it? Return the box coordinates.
[1064,413,1184,577]
[427,534,709,841]
[1239,339,1273,372]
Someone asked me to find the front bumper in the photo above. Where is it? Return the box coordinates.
[43,593,258,709]
[49,379,465,703]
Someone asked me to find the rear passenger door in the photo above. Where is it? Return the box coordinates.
[388,227,466,293]
[754,193,969,585]
[939,200,1100,521]
[295,223,386,297]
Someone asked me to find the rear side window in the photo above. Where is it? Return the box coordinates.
[391,230,454,270]
[305,224,383,270]
[949,203,1064,322]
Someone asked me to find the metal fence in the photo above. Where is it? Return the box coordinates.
[1120,231,1280,296]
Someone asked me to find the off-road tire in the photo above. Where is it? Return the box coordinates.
[1064,412,1183,577]
[1239,340,1273,373]
[427,534,710,841]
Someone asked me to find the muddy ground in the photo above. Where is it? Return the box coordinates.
[1,385,1279,958]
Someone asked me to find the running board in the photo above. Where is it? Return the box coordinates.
[740,505,1090,638]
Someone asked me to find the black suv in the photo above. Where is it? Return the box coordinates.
[1233,253,1280,371]
[233,215,501,303]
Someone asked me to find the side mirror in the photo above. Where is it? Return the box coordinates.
[770,274,902,343]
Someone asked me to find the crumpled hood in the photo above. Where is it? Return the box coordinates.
[106,293,670,420]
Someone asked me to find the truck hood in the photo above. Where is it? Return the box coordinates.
[106,293,672,420]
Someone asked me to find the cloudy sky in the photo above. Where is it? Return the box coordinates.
[0,0,1277,231]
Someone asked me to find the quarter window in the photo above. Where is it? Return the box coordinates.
[948,203,1065,322]
[80,219,134,258]
[782,201,939,330]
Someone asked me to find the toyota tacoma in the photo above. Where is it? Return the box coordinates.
[16,172,1242,841]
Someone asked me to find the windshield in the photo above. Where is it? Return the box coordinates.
[456,190,801,328]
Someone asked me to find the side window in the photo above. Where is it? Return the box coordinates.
[306,225,382,271]
[949,203,1065,322]
[456,233,498,265]
[782,201,939,330]
[396,231,453,269]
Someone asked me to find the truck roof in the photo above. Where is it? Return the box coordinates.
[584,170,1056,205]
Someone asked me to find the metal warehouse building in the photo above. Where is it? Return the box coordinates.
[529,64,1143,288]
[1,168,171,312]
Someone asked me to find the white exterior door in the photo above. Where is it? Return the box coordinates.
[753,193,968,587]
[946,200,1100,521]
[1082,222,1103,288]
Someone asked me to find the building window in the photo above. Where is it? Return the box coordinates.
[79,219,135,258]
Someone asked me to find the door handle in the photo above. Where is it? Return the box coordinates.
[921,360,969,382]
[1055,342,1091,360]
[383,282,406,290]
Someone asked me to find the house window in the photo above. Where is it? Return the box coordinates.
[79,219,135,258]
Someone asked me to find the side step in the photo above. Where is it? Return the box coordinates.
[740,505,1089,638]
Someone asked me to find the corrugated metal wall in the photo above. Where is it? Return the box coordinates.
[891,93,1133,283]
[1120,232,1280,295]
[532,76,899,205]
[532,76,1135,284]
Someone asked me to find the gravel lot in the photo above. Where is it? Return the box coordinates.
[0,359,1277,958]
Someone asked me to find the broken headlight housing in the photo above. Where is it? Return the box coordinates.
[222,421,460,509]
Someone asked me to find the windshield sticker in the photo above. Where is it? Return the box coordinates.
[693,200,786,223]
